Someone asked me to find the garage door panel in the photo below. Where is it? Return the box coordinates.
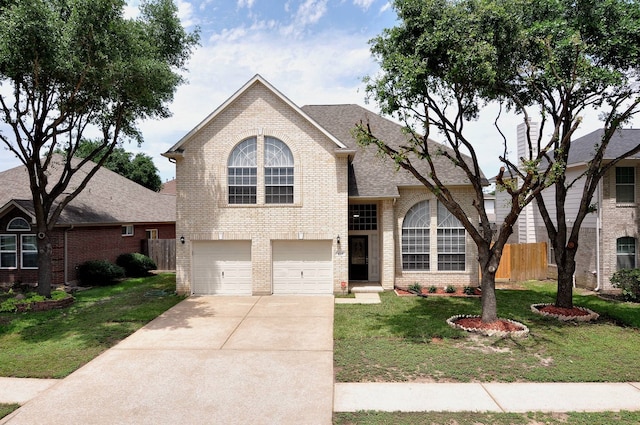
[192,241,252,295]
[272,241,333,295]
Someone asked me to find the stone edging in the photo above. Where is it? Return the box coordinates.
[15,296,75,313]
[446,314,530,338]
[530,303,599,322]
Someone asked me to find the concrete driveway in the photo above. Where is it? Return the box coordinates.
[1,296,334,425]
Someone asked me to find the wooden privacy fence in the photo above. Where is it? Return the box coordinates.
[495,242,547,282]
[142,239,176,271]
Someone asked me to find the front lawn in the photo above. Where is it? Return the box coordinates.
[0,273,184,378]
[334,281,640,383]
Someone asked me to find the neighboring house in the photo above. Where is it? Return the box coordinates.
[0,156,176,288]
[163,75,483,296]
[496,122,640,290]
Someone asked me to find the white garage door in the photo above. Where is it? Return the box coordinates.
[192,241,252,295]
[272,240,333,294]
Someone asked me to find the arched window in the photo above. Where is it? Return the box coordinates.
[437,201,466,271]
[402,201,430,270]
[617,237,637,270]
[7,217,30,231]
[264,137,294,204]
[228,138,257,204]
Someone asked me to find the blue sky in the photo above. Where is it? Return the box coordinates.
[1,0,634,183]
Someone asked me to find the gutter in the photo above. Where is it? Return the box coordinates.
[64,225,74,284]
[594,179,603,292]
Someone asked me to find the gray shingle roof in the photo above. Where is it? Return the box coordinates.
[302,104,481,198]
[0,156,175,226]
[568,129,640,165]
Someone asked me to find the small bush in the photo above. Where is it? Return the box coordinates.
[463,286,476,296]
[116,253,157,277]
[611,268,640,302]
[408,282,422,294]
[445,285,456,293]
[428,285,437,293]
[77,260,125,286]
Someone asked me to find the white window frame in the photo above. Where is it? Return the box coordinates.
[616,237,637,271]
[0,234,17,269]
[401,201,430,271]
[437,201,466,271]
[122,225,134,237]
[615,166,635,204]
[20,234,38,269]
[228,138,258,205]
[7,217,31,231]
[264,137,294,204]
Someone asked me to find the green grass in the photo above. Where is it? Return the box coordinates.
[334,281,640,383]
[0,404,19,419]
[0,273,184,378]
[333,411,640,425]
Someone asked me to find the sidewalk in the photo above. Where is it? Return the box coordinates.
[334,382,640,413]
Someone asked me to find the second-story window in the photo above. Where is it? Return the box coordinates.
[228,138,257,204]
[264,137,294,204]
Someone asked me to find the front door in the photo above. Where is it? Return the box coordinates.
[349,235,368,280]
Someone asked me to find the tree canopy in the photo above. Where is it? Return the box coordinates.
[0,0,199,296]
[357,0,640,321]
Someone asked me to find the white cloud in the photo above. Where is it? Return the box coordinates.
[379,2,391,13]
[237,0,255,8]
[353,0,375,11]
[281,0,328,37]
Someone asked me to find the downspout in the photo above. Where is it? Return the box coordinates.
[64,225,74,284]
[594,179,603,291]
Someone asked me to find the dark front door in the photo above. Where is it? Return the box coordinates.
[349,235,368,281]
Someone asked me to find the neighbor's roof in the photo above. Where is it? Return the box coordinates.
[0,155,175,226]
[567,128,640,165]
[302,104,484,198]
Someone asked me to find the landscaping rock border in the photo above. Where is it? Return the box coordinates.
[530,303,599,322]
[446,314,530,338]
[15,296,75,313]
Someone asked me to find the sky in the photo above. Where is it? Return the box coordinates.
[0,0,637,183]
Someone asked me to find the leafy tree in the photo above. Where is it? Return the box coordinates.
[521,0,640,309]
[359,0,640,322]
[70,140,162,191]
[0,0,199,297]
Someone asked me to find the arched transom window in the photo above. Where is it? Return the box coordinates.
[7,217,31,231]
[264,137,294,204]
[402,200,430,270]
[228,138,257,204]
[437,201,466,271]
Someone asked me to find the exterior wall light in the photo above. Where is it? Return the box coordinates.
[180,236,185,244]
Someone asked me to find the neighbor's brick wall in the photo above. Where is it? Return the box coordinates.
[392,187,480,289]
[174,82,349,295]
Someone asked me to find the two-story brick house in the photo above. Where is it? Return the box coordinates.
[164,75,481,295]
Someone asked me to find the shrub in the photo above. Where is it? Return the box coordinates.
[445,285,456,293]
[428,285,437,293]
[463,286,476,296]
[77,260,125,286]
[610,268,640,302]
[116,253,157,277]
[408,282,422,294]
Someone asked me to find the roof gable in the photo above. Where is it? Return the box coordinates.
[164,74,347,157]
[568,128,640,165]
[0,155,175,226]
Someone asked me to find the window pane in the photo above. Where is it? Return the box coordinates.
[7,218,30,231]
[349,204,378,230]
[616,167,635,203]
[401,201,430,270]
[0,235,17,268]
[617,237,636,270]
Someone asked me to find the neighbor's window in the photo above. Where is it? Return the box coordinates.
[21,235,38,269]
[146,229,158,239]
[121,225,134,236]
[617,236,637,270]
[349,204,378,231]
[264,137,294,204]
[0,235,17,268]
[228,137,257,204]
[402,200,430,271]
[616,167,635,203]
[7,217,30,231]
[437,201,466,271]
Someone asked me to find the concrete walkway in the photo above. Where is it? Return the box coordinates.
[3,294,640,422]
[1,296,335,425]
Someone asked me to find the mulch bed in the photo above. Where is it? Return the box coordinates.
[395,287,481,297]
[530,303,599,322]
[447,314,530,338]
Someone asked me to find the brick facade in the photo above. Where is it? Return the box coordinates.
[0,203,175,288]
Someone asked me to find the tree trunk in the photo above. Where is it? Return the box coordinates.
[36,234,53,298]
[478,250,499,323]
[556,250,576,309]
